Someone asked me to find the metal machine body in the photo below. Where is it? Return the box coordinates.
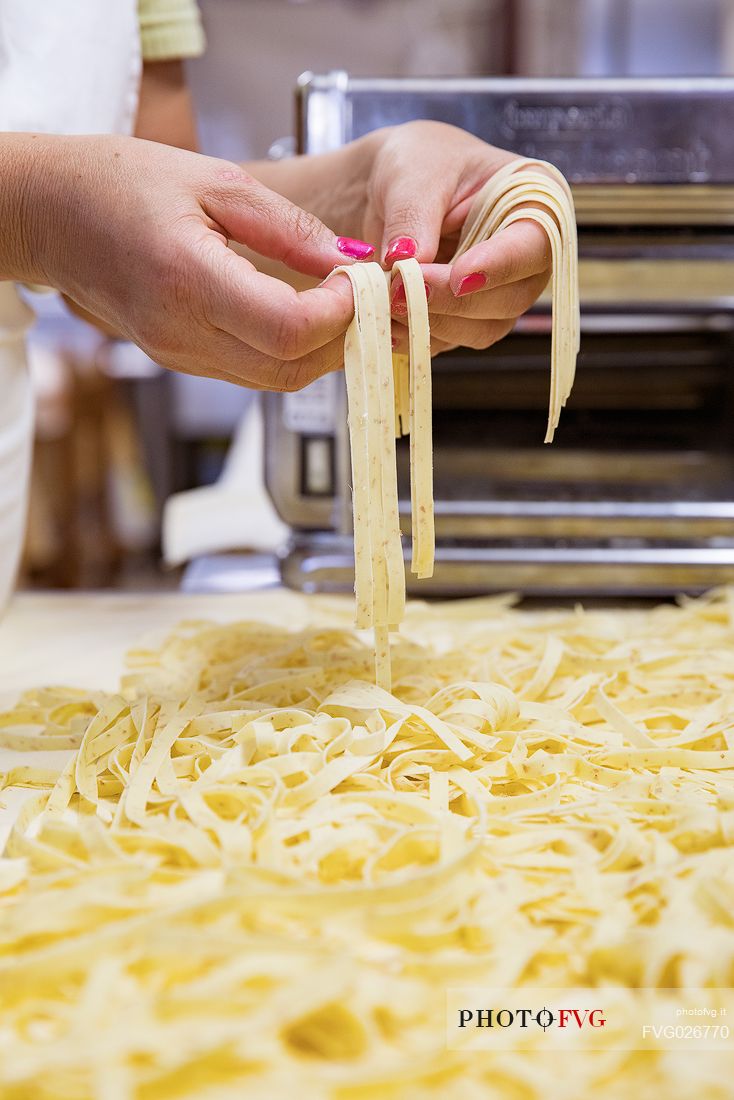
[264,75,734,596]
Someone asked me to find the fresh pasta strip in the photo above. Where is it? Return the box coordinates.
[1,591,734,1098]
[455,158,580,442]
[340,276,372,630]
[335,263,404,688]
[363,263,405,633]
[392,258,434,579]
[336,259,431,686]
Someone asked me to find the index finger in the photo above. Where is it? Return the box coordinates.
[449,218,552,297]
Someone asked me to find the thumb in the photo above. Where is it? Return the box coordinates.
[202,166,375,278]
[379,171,452,268]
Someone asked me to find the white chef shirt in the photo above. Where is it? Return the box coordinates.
[0,0,141,611]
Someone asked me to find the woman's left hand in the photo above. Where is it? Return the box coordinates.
[359,121,552,355]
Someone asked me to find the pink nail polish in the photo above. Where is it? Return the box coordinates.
[337,237,375,260]
[456,272,487,297]
[384,236,417,265]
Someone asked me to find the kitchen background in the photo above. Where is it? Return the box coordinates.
[20,0,734,590]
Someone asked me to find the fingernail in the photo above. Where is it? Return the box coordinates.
[391,281,407,314]
[384,236,417,265]
[337,237,375,260]
[455,272,487,297]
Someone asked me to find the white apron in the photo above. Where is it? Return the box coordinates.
[0,0,141,610]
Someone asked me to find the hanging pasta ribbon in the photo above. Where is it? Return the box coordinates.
[337,157,580,683]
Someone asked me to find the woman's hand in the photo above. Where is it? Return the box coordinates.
[1,133,370,391]
[361,121,552,355]
[360,124,550,356]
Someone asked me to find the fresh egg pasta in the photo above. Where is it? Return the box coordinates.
[338,157,580,683]
[2,592,734,1098]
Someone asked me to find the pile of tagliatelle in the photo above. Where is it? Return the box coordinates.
[2,590,734,1099]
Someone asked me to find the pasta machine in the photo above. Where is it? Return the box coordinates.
[263,74,734,597]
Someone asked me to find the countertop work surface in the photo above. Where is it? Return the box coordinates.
[0,589,361,698]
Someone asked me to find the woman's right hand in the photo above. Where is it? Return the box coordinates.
[1,133,365,391]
